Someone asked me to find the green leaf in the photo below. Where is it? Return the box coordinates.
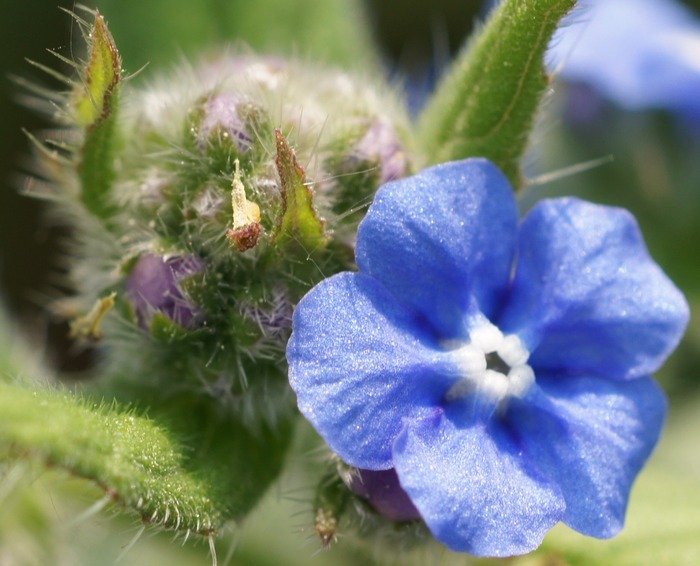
[0,382,221,534]
[273,129,329,251]
[73,11,122,222]
[72,11,121,128]
[0,381,293,537]
[417,0,576,188]
[78,104,120,221]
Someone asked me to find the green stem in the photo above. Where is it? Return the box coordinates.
[0,382,221,535]
[418,0,577,188]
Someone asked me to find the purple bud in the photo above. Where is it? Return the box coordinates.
[125,254,205,330]
[350,468,421,523]
[197,94,253,153]
[351,120,409,184]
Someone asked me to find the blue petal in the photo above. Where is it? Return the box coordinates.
[393,408,565,557]
[356,158,518,339]
[499,198,689,380]
[509,374,667,537]
[287,272,457,470]
[548,0,700,119]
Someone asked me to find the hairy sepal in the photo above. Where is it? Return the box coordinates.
[74,11,122,222]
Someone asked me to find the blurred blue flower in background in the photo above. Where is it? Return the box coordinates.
[548,0,700,121]
[287,159,689,557]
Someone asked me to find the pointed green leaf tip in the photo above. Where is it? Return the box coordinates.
[418,0,576,188]
[274,129,328,250]
[72,11,122,223]
[73,11,121,128]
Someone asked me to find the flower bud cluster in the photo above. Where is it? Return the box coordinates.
[42,49,414,424]
[123,54,413,243]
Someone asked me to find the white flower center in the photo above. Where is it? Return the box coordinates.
[444,321,535,408]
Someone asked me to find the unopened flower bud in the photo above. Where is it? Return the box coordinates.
[349,468,421,523]
[196,94,254,154]
[350,119,409,184]
[125,254,205,330]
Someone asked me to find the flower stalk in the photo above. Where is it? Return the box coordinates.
[418,0,577,187]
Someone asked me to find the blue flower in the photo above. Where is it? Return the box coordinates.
[286,159,689,557]
[548,0,700,120]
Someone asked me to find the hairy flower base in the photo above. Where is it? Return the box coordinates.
[287,158,689,556]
